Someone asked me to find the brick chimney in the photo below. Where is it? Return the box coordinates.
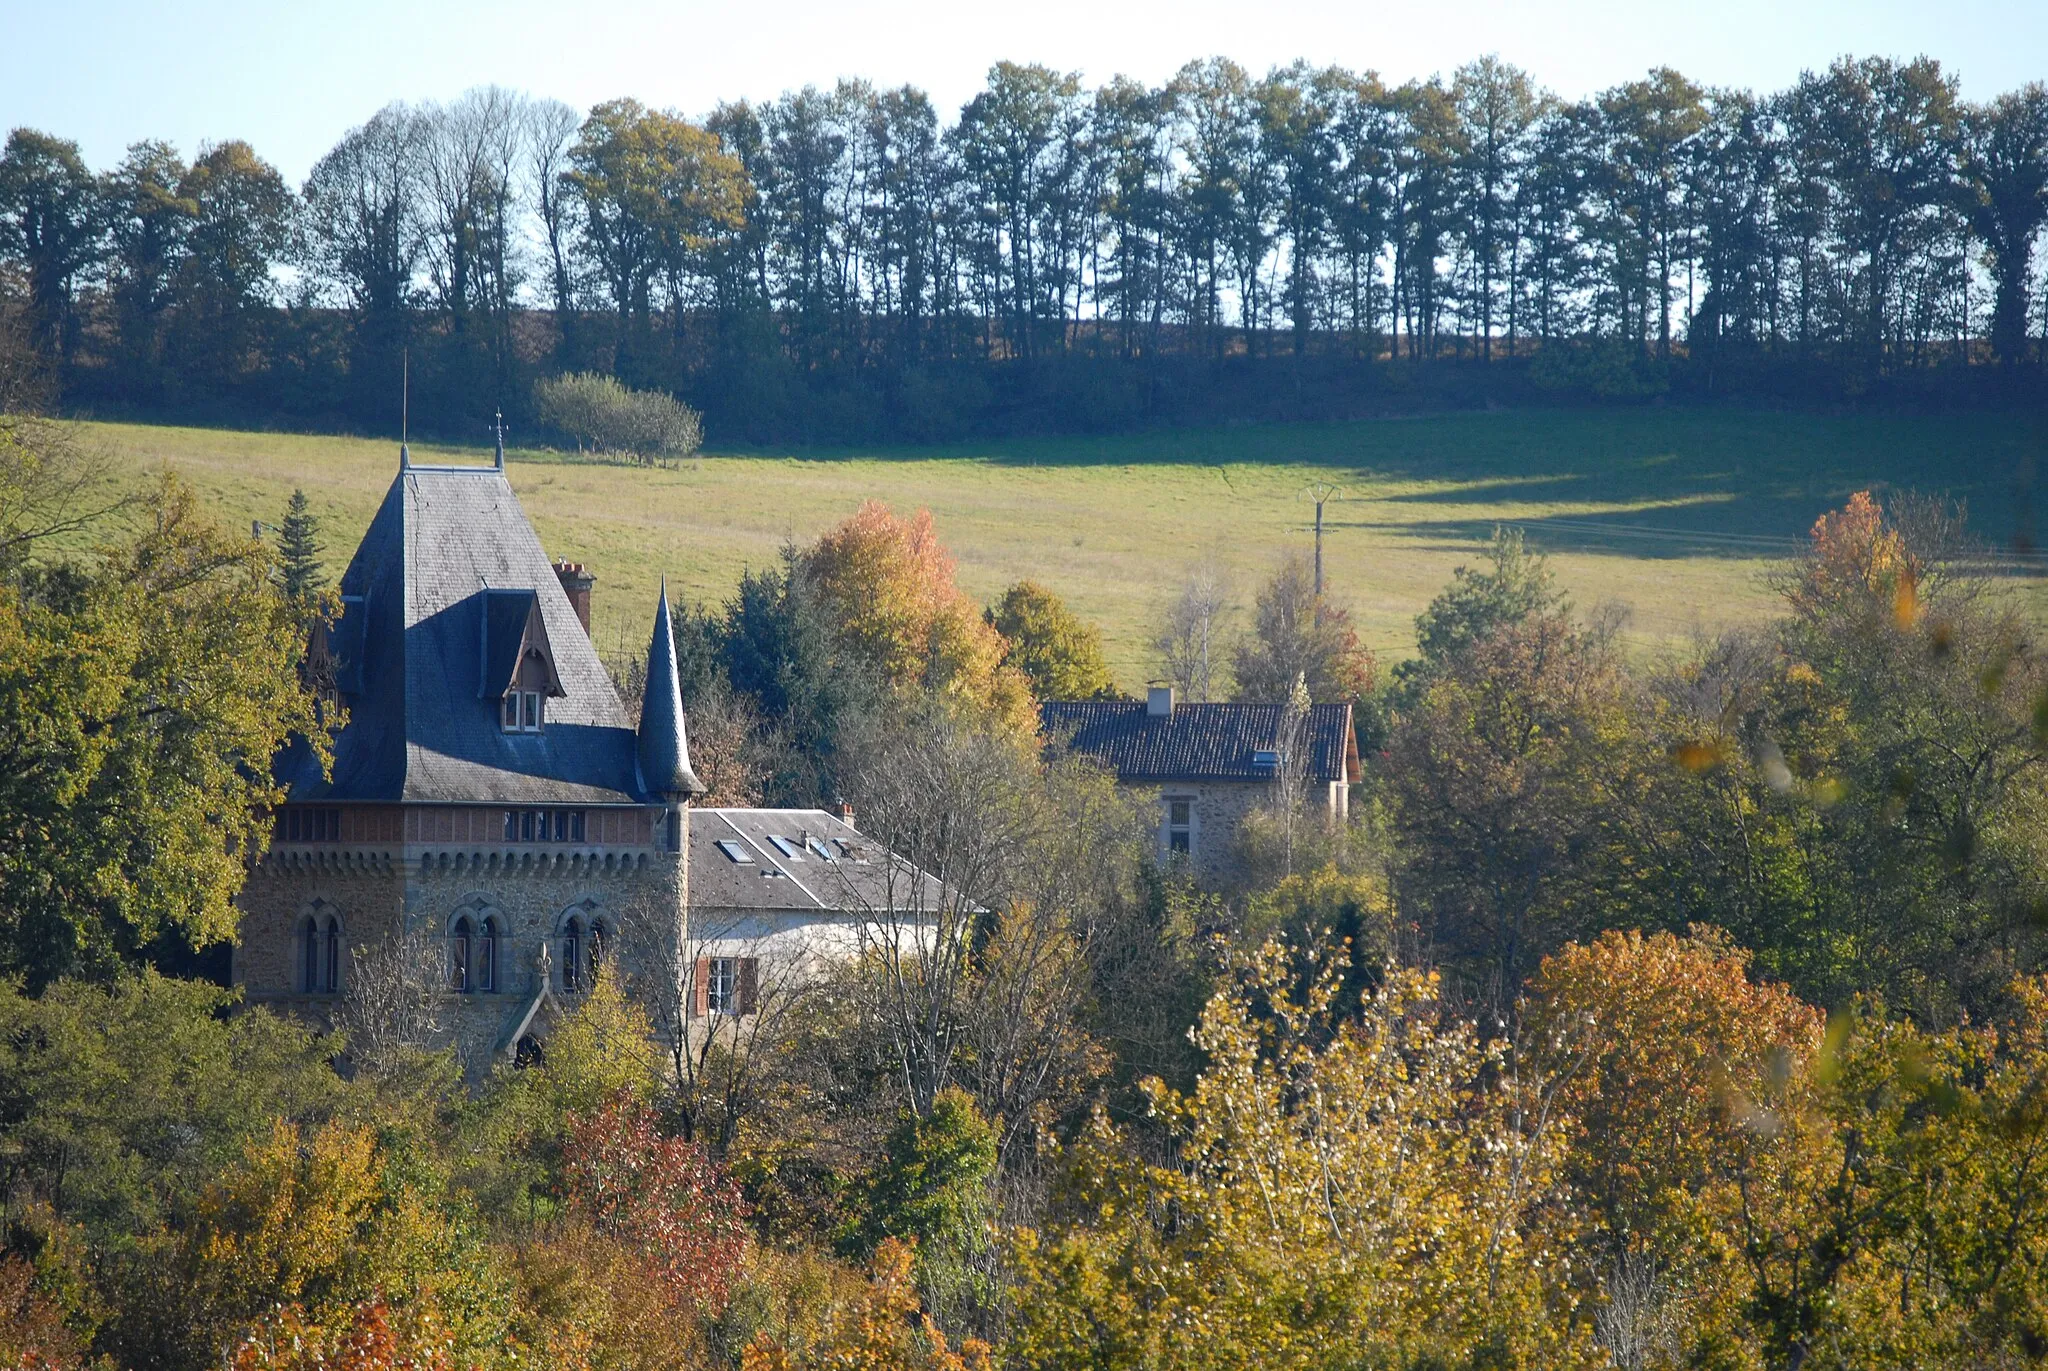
[832,799,856,830]
[553,561,594,635]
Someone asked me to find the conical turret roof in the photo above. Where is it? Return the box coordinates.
[637,580,705,799]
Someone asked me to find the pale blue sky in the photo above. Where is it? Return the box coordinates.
[3,0,2043,183]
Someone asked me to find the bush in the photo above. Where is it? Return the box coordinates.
[533,372,703,463]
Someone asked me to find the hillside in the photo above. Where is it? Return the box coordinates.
[74,408,2048,690]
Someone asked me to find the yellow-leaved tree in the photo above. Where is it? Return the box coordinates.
[1009,940,1599,1370]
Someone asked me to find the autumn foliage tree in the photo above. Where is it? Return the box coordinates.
[802,501,1035,736]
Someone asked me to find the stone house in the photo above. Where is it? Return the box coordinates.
[1041,686,1360,885]
[234,440,937,1070]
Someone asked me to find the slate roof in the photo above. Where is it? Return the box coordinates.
[1041,701,1359,785]
[279,460,654,806]
[690,809,948,915]
[637,583,704,798]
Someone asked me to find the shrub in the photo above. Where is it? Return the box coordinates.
[533,372,703,463]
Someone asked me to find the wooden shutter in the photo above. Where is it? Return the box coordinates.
[738,958,760,1016]
[693,958,710,1018]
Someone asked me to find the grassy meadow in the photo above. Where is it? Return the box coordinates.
[72,408,2048,690]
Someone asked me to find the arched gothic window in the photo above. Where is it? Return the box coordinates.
[323,917,341,994]
[560,917,583,993]
[300,916,320,993]
[477,916,498,994]
[450,916,472,993]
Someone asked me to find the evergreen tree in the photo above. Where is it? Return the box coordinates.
[276,488,323,607]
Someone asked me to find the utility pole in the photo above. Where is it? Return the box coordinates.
[1307,481,1343,599]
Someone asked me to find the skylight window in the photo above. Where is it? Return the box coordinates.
[1251,749,1281,772]
[715,839,753,863]
[766,834,804,860]
[807,836,835,861]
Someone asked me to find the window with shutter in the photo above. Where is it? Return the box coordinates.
[693,957,711,1017]
[737,958,759,1016]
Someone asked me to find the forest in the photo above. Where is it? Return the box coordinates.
[2,51,2046,443]
[10,306,2048,1364]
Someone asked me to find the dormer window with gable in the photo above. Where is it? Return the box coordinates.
[482,589,564,734]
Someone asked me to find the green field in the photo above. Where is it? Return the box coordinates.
[72,409,2048,690]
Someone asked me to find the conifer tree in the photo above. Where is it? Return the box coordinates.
[277,488,323,607]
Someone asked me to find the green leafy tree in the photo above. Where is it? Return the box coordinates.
[987,580,1116,701]
[0,473,325,983]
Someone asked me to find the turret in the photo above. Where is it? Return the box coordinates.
[636,580,705,803]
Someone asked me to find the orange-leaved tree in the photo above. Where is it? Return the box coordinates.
[803,502,1035,737]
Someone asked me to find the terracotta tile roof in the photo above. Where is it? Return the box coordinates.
[1041,700,1357,784]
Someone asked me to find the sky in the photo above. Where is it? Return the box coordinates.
[4,0,2044,184]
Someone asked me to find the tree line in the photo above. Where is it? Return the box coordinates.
[2,52,2045,443]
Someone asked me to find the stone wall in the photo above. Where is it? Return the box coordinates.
[237,820,688,1074]
[1147,778,1350,886]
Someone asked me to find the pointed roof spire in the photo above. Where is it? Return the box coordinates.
[399,348,411,470]
[636,578,704,800]
[493,409,506,471]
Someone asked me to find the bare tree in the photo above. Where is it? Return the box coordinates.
[524,98,584,346]
[334,924,447,1077]
[831,702,1143,1168]
[1151,557,1232,700]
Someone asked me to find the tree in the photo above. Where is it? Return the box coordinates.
[0,474,325,983]
[565,98,746,368]
[276,488,323,607]
[174,140,292,391]
[986,580,1116,701]
[102,140,194,394]
[1961,83,2048,368]
[1384,590,1634,1005]
[1009,943,1596,1370]
[1231,551,1374,705]
[298,104,425,407]
[802,501,1034,737]
[1151,559,1231,701]
[0,128,101,359]
[1400,525,1561,686]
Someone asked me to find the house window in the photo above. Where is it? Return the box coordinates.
[323,917,340,994]
[502,690,543,733]
[280,807,342,842]
[699,956,758,1017]
[1166,798,1194,856]
[449,916,472,993]
[504,808,586,843]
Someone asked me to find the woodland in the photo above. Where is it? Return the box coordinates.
[9,323,2048,1364]
[2,51,2047,445]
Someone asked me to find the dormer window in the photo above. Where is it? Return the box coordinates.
[483,588,564,732]
[502,689,544,732]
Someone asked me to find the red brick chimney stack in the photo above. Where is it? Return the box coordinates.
[553,561,595,635]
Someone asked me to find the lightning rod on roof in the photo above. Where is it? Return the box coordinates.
[399,349,411,471]
[494,409,506,471]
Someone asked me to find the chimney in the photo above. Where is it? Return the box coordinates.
[1147,684,1176,717]
[832,799,856,830]
[553,561,594,635]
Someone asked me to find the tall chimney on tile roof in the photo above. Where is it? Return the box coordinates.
[553,561,594,635]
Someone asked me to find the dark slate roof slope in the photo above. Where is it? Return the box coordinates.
[1041,701,1357,784]
[691,809,948,915]
[281,462,646,805]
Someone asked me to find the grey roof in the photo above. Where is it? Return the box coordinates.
[1041,700,1358,785]
[281,460,650,806]
[690,809,948,915]
[636,582,704,798]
